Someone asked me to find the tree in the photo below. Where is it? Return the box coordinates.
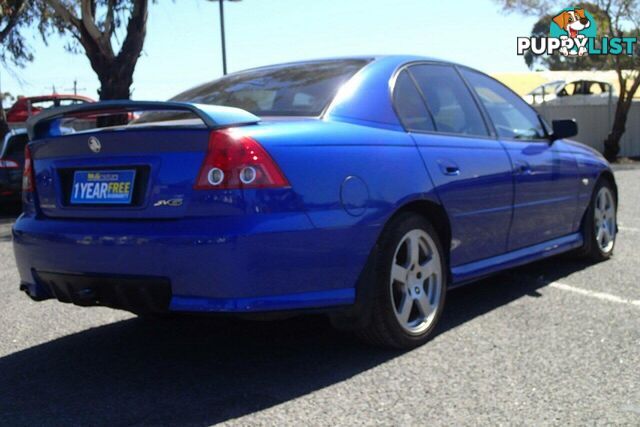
[37,0,149,101]
[1,0,33,67]
[0,0,33,139]
[495,0,640,161]
[0,1,150,126]
[3,1,151,102]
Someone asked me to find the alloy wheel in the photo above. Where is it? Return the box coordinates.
[594,186,616,253]
[389,229,443,335]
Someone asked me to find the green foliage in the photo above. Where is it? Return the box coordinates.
[33,1,139,54]
[0,0,34,67]
[7,1,151,100]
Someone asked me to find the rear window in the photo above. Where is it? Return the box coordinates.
[29,100,56,110]
[2,132,28,159]
[58,98,90,107]
[171,59,370,116]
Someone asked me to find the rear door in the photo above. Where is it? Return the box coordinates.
[460,68,580,250]
[394,64,514,267]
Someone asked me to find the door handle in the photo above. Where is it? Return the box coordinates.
[514,160,532,175]
[438,159,461,176]
[444,166,460,176]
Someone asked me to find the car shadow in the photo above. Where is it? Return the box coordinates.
[0,256,594,426]
[436,255,596,335]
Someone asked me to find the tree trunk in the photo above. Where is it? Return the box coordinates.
[603,95,629,162]
[94,67,133,127]
[604,65,640,162]
[67,0,148,127]
[98,71,133,100]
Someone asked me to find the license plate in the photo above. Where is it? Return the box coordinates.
[71,170,136,205]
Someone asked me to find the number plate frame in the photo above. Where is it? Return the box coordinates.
[70,170,137,205]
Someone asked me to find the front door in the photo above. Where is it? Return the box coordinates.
[460,68,580,251]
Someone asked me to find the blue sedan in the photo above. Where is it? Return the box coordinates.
[13,56,618,348]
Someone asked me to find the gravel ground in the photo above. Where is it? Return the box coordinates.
[0,169,638,426]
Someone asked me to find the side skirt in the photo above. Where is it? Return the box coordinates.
[450,233,583,288]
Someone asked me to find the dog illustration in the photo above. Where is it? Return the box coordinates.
[553,8,591,56]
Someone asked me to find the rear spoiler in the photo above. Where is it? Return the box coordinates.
[26,100,260,140]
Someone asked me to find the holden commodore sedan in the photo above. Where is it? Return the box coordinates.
[13,56,617,349]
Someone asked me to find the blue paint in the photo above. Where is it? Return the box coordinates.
[170,288,355,313]
[27,101,260,140]
[451,233,583,285]
[13,56,614,315]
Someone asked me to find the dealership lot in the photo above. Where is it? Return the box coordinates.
[0,169,638,426]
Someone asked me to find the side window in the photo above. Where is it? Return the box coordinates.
[29,100,55,110]
[558,82,577,97]
[393,70,435,132]
[409,64,488,137]
[587,82,604,95]
[461,69,547,141]
[59,98,89,107]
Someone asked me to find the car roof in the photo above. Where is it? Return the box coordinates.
[203,55,482,131]
[170,55,485,131]
[565,79,611,85]
[228,55,458,75]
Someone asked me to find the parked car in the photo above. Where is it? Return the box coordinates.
[6,94,94,123]
[0,127,75,203]
[524,79,614,105]
[13,56,617,349]
[0,129,28,202]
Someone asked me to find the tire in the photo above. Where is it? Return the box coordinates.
[577,178,617,262]
[355,212,447,349]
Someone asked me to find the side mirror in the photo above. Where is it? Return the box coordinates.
[551,119,578,142]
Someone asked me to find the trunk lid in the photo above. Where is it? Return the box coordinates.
[32,128,212,219]
[27,101,260,219]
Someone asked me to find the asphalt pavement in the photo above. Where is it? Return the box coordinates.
[0,169,638,426]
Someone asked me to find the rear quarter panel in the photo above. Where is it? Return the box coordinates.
[241,119,440,292]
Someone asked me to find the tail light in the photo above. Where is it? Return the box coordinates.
[0,160,19,169]
[23,145,34,193]
[194,129,289,190]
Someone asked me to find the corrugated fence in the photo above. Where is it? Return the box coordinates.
[536,102,640,157]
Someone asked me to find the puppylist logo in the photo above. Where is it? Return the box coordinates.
[517,7,637,57]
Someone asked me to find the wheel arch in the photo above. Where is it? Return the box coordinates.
[572,169,619,260]
[386,199,452,267]
[598,170,618,205]
[330,197,452,330]
[577,168,617,219]
[579,169,618,227]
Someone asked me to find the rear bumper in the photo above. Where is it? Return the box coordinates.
[24,271,171,313]
[13,213,373,313]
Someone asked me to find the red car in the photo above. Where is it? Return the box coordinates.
[6,94,94,123]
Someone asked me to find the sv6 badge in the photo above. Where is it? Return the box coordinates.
[154,198,184,207]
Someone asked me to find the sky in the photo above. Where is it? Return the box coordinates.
[1,0,538,106]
